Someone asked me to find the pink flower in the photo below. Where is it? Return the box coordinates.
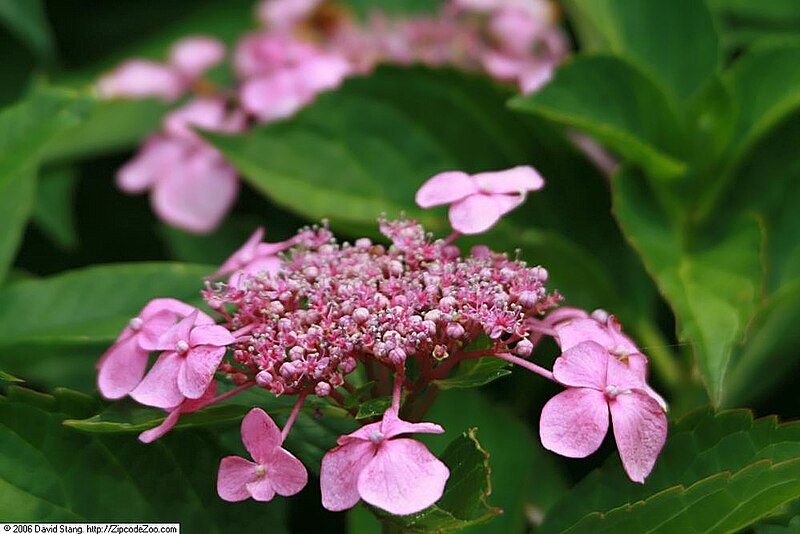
[97,36,225,102]
[117,98,244,234]
[257,0,321,29]
[320,407,449,515]
[97,60,183,102]
[415,166,544,234]
[554,315,668,411]
[130,311,235,408]
[96,299,213,400]
[169,36,226,80]
[138,382,218,443]
[539,341,668,483]
[217,408,308,502]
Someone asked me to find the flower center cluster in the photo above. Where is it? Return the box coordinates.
[205,219,554,396]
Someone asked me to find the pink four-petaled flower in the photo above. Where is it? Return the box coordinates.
[96,298,213,400]
[217,408,308,502]
[415,166,545,234]
[320,407,450,515]
[130,310,235,408]
[539,340,668,483]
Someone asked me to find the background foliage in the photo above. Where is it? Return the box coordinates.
[1,0,799,532]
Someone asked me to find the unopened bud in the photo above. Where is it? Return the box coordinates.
[514,338,534,357]
[256,370,273,387]
[446,323,465,339]
[315,382,331,397]
[352,307,370,324]
[389,347,407,364]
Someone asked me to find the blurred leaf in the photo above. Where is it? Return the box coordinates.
[0,387,288,531]
[510,55,686,180]
[0,0,54,61]
[373,429,501,532]
[541,409,800,533]
[354,396,391,420]
[561,0,720,102]
[423,390,568,534]
[612,166,763,403]
[724,43,800,173]
[0,370,23,383]
[32,166,78,249]
[432,357,510,391]
[44,99,167,162]
[0,88,90,284]
[158,214,265,265]
[708,0,800,53]
[208,66,644,318]
[0,262,211,390]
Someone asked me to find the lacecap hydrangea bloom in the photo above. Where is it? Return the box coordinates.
[96,164,667,517]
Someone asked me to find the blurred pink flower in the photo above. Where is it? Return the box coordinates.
[257,0,322,29]
[320,407,449,515]
[217,408,308,501]
[416,165,545,234]
[97,36,225,102]
[96,298,213,400]
[539,341,668,483]
[130,311,235,408]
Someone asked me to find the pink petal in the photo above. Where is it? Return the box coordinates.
[519,63,555,94]
[552,341,609,389]
[555,318,614,352]
[130,351,185,409]
[448,194,503,234]
[473,166,544,194]
[180,381,218,413]
[337,420,382,445]
[190,324,235,347]
[137,310,180,350]
[97,335,150,399]
[151,149,239,234]
[415,171,477,208]
[258,0,321,28]
[246,478,277,502]
[295,54,352,94]
[211,227,265,278]
[169,36,225,79]
[140,298,213,323]
[240,73,310,122]
[241,408,282,463]
[380,407,444,439]
[116,137,185,194]
[609,391,668,483]
[605,353,646,392]
[178,345,225,399]
[163,98,227,142]
[138,407,181,444]
[539,388,609,458]
[491,192,526,216]
[217,456,258,502]
[320,441,376,511]
[267,448,308,496]
[142,311,197,352]
[357,438,450,515]
[97,60,184,102]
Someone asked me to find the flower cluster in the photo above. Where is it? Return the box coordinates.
[97,0,568,233]
[96,165,668,517]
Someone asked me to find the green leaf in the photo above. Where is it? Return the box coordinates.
[0,388,288,531]
[44,99,167,162]
[31,166,78,249]
[423,391,568,534]
[0,88,90,284]
[433,357,511,390]
[562,0,720,102]
[373,429,501,532]
[206,65,644,318]
[725,43,800,170]
[0,0,54,62]
[0,370,23,383]
[708,0,800,53]
[612,166,763,402]
[0,262,211,390]
[355,396,392,419]
[510,55,687,179]
[541,409,800,534]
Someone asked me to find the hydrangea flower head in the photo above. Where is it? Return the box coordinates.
[320,407,449,515]
[539,340,668,483]
[416,166,545,234]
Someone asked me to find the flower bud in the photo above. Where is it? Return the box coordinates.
[352,307,370,324]
[446,323,465,339]
[256,370,273,387]
[315,382,331,397]
[514,338,534,357]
